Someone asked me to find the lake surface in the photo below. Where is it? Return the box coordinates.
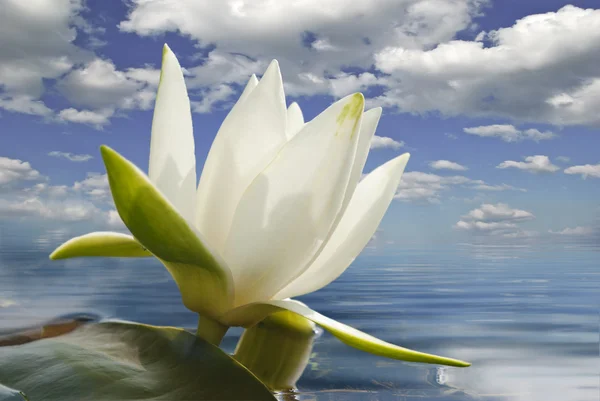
[0,231,598,401]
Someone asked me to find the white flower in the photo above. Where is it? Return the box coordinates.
[51,45,468,367]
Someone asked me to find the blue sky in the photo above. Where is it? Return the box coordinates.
[1,0,599,249]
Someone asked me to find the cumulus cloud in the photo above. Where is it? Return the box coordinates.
[429,160,467,171]
[0,0,91,115]
[72,173,110,201]
[48,151,93,162]
[24,183,70,198]
[463,125,556,142]
[455,203,535,237]
[57,108,114,127]
[563,163,600,179]
[5,1,600,129]
[374,5,600,126]
[394,172,522,203]
[549,226,594,236]
[0,157,43,186]
[370,136,404,150]
[497,155,559,174]
[191,84,236,113]
[118,0,485,100]
[462,203,534,223]
[0,96,53,116]
[472,183,526,192]
[0,197,100,222]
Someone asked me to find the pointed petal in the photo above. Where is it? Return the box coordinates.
[285,102,304,139]
[219,299,471,368]
[50,232,152,260]
[287,107,382,287]
[148,44,196,222]
[344,107,382,205]
[224,93,365,307]
[237,74,259,104]
[101,145,233,319]
[195,61,287,253]
[275,153,410,299]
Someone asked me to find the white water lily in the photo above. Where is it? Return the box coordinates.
[51,45,469,367]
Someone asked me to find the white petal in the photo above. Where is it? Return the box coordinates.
[344,107,382,206]
[219,299,470,367]
[148,44,196,222]
[237,74,259,105]
[224,93,365,307]
[195,61,287,253]
[275,153,410,299]
[285,102,304,139]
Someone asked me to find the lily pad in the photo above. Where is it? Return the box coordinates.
[0,320,274,401]
[0,384,28,401]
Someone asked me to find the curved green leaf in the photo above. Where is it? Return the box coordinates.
[100,146,234,319]
[0,384,28,401]
[220,299,471,368]
[50,232,152,260]
[0,321,274,401]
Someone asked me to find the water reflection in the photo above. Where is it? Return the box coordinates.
[0,231,598,401]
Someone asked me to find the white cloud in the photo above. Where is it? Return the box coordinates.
[48,151,93,162]
[57,59,144,109]
[395,171,525,203]
[0,0,90,114]
[429,160,467,171]
[374,5,600,126]
[191,84,236,113]
[462,203,534,223]
[556,156,570,163]
[564,163,600,179]
[497,155,559,174]
[455,203,535,237]
[54,59,159,123]
[72,173,110,200]
[119,0,485,99]
[0,96,53,116]
[463,125,555,142]
[0,157,43,186]
[0,197,100,222]
[370,135,404,150]
[57,108,114,127]
[24,183,69,198]
[549,226,594,236]
[106,209,126,230]
[186,51,265,88]
[472,183,526,192]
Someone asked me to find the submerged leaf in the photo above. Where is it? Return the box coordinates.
[0,384,28,401]
[0,321,274,401]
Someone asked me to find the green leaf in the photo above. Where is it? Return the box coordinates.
[50,232,152,260]
[100,146,234,319]
[221,299,471,368]
[0,321,275,401]
[0,384,28,401]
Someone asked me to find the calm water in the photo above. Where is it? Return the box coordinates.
[0,231,598,401]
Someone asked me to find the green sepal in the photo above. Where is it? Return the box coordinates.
[221,300,471,368]
[100,145,234,319]
[50,232,152,260]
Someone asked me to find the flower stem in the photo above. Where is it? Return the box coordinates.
[233,310,317,391]
[196,315,228,346]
